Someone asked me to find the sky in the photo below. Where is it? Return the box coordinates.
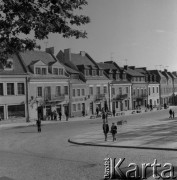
[38,0,177,72]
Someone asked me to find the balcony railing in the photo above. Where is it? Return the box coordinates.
[44,94,65,102]
[113,94,128,101]
[95,94,105,101]
[133,93,147,99]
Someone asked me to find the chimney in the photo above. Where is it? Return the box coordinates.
[124,65,128,70]
[64,48,71,61]
[80,51,85,57]
[46,47,54,54]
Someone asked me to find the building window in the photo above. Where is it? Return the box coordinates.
[125,100,127,107]
[73,89,76,97]
[56,86,61,96]
[141,89,143,95]
[36,67,41,74]
[99,70,103,76]
[89,87,93,95]
[126,87,128,94]
[116,101,118,108]
[59,68,64,75]
[85,69,89,76]
[18,83,25,95]
[78,103,81,111]
[96,87,101,95]
[149,87,150,95]
[153,87,155,93]
[53,68,58,75]
[137,89,140,96]
[8,104,25,118]
[7,83,14,95]
[103,86,107,94]
[37,87,42,97]
[42,68,47,75]
[82,89,85,96]
[157,99,159,104]
[112,87,115,95]
[73,104,76,112]
[119,87,122,95]
[92,70,96,76]
[157,87,158,93]
[77,89,80,96]
[64,86,68,95]
[0,83,3,95]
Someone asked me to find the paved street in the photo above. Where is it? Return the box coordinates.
[0,108,177,180]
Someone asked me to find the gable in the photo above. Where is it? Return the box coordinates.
[32,60,47,66]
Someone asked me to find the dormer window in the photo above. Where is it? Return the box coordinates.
[92,70,96,76]
[53,68,58,75]
[36,67,41,74]
[42,68,47,75]
[4,58,13,70]
[99,70,103,76]
[59,68,64,75]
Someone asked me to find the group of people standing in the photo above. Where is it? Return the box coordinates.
[169,109,175,119]
[103,122,117,141]
[46,109,69,121]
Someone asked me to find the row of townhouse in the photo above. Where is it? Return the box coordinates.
[0,48,177,121]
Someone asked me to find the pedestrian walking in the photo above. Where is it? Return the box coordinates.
[65,110,69,121]
[36,116,41,133]
[58,110,62,121]
[173,111,175,119]
[111,123,117,141]
[103,123,109,141]
[53,110,57,120]
[96,107,99,117]
[169,109,173,119]
[102,111,106,124]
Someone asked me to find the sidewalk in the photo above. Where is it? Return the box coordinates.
[0,115,91,129]
[69,107,177,151]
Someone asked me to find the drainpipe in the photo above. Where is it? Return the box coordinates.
[26,77,30,122]
[68,79,72,118]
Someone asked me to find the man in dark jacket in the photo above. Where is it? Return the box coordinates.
[103,123,109,141]
[111,123,117,141]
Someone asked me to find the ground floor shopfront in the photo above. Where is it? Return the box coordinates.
[0,104,26,120]
[132,98,147,110]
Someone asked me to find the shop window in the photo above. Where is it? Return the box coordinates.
[0,106,4,119]
[7,83,14,95]
[8,104,25,118]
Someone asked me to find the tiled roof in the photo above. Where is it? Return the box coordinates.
[62,64,79,74]
[0,54,27,75]
[71,53,96,66]
[97,62,117,70]
[126,68,145,77]
[149,70,166,78]
[19,50,56,70]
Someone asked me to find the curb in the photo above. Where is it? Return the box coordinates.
[68,138,177,152]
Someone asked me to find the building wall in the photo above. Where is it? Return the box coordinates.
[148,84,160,106]
[28,78,69,120]
[70,83,87,117]
[110,84,132,112]
[132,83,148,109]
[85,80,110,115]
[0,76,27,120]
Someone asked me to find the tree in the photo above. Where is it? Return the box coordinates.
[0,0,90,63]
